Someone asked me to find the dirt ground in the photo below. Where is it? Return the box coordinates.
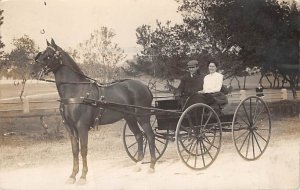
[0,116,299,190]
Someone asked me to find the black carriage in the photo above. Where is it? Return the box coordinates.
[122,95,271,170]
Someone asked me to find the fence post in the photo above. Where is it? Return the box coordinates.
[240,90,246,101]
[281,89,288,100]
[23,96,30,113]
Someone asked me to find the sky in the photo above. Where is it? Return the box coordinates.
[0,0,183,58]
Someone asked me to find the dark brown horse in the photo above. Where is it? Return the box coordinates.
[32,39,156,184]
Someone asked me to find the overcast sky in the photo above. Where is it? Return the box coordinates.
[0,0,183,58]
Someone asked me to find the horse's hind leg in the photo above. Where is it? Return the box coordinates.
[125,117,144,162]
[137,116,156,172]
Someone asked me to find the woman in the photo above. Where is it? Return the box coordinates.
[198,62,228,106]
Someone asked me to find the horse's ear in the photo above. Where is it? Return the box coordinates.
[51,38,57,48]
[46,39,51,46]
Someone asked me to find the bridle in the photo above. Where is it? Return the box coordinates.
[35,46,100,85]
[35,46,63,79]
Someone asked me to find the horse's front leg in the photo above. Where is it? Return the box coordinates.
[77,128,89,185]
[66,134,80,184]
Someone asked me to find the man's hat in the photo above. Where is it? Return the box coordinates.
[187,60,199,68]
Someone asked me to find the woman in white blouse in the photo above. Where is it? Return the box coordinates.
[198,62,228,106]
[203,62,223,93]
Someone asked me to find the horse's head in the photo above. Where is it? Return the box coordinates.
[32,39,63,79]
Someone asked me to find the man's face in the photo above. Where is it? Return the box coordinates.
[188,66,198,75]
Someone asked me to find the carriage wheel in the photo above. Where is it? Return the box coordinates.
[175,103,222,170]
[123,115,169,163]
[232,96,271,160]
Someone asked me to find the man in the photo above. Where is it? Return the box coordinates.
[176,60,205,109]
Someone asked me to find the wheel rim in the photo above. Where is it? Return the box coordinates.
[123,116,169,162]
[232,96,271,160]
[176,103,222,170]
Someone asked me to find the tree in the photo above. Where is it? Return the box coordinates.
[127,20,212,83]
[178,0,300,94]
[0,9,7,77]
[77,27,126,82]
[7,35,39,98]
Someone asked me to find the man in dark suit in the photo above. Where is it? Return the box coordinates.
[176,60,205,109]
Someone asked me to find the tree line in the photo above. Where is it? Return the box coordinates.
[126,0,300,96]
[0,0,300,97]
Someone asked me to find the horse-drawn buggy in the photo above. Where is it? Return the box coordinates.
[122,95,271,170]
[32,39,271,184]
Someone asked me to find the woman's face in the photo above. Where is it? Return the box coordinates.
[208,63,217,74]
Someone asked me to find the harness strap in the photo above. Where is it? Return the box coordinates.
[59,97,85,104]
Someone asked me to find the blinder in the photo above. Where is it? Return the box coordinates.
[35,46,63,78]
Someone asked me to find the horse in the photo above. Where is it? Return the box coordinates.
[32,39,156,185]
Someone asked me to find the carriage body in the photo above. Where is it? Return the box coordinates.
[154,99,181,131]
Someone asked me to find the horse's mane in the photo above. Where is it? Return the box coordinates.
[59,47,85,75]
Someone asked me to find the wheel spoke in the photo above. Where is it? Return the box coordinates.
[253,100,261,122]
[201,140,213,160]
[245,132,251,157]
[238,132,250,152]
[200,107,205,127]
[237,113,251,127]
[194,141,199,168]
[254,130,268,143]
[180,138,195,154]
[155,137,166,145]
[253,106,265,125]
[252,131,255,158]
[242,103,251,125]
[235,130,249,141]
[253,132,263,153]
[203,136,218,149]
[155,145,161,156]
[203,111,213,130]
[254,101,264,121]
[254,114,268,127]
[250,98,253,123]
[185,139,196,163]
[199,140,206,167]
[127,141,138,149]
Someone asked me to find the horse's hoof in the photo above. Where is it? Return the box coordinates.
[147,167,155,174]
[133,162,142,172]
[77,178,86,185]
[65,177,76,184]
